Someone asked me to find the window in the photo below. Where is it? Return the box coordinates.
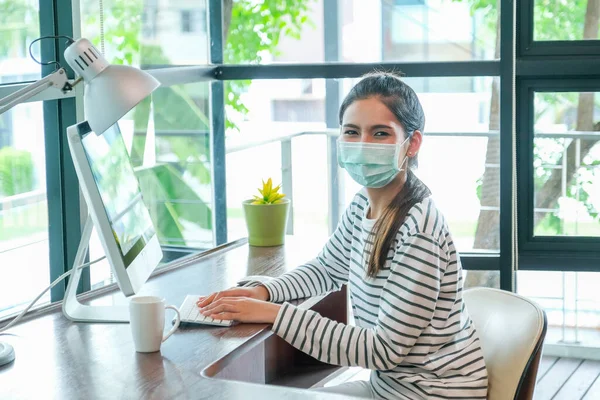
[224,78,329,244]
[521,0,600,57]
[0,1,53,318]
[223,76,499,254]
[380,0,498,62]
[132,83,213,252]
[517,0,600,358]
[345,0,500,63]
[223,0,324,64]
[533,92,600,238]
[80,0,209,67]
[0,102,49,319]
[533,0,600,41]
[223,0,498,65]
[519,82,600,257]
[0,0,41,83]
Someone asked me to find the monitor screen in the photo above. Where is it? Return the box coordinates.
[79,123,155,267]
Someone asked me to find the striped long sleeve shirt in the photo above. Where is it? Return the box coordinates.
[262,190,488,400]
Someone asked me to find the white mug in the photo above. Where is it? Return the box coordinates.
[129,296,181,353]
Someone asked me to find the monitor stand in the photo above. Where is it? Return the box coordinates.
[62,215,129,323]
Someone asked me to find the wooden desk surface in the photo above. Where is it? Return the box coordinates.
[0,238,352,400]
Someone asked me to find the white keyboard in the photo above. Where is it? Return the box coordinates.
[176,295,235,327]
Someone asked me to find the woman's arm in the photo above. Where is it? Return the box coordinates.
[197,200,357,309]
[271,232,446,371]
[259,203,356,303]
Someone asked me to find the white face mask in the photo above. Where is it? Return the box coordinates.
[337,137,410,188]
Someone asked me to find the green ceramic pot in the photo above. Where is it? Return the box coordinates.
[242,198,290,246]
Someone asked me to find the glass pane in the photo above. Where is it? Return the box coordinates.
[80,0,209,68]
[0,0,40,84]
[88,82,213,288]
[225,78,329,244]
[223,0,498,65]
[379,0,498,62]
[0,102,49,319]
[224,0,324,64]
[464,270,500,289]
[224,76,499,253]
[533,92,600,237]
[518,271,600,352]
[534,0,600,41]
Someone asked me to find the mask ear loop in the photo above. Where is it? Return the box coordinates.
[398,152,410,172]
[396,134,413,172]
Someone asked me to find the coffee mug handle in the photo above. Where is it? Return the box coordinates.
[162,305,180,342]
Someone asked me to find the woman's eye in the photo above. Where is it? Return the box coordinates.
[374,131,390,137]
[344,130,358,135]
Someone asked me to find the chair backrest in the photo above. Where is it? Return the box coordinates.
[463,288,547,400]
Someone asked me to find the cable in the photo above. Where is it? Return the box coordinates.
[99,0,105,54]
[0,256,106,335]
[28,35,76,70]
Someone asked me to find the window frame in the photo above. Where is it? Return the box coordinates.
[518,0,600,57]
[39,0,84,301]
[516,0,600,272]
[517,78,600,269]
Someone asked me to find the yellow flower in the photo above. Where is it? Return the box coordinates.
[251,178,286,204]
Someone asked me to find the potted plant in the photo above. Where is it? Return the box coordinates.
[242,178,291,246]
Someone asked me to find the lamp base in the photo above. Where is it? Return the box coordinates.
[0,342,15,367]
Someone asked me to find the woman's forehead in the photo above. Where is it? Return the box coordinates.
[342,98,403,128]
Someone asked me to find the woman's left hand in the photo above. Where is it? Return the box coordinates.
[198,297,281,324]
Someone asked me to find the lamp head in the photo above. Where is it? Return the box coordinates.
[64,38,160,134]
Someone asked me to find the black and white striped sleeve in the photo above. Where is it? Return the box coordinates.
[261,204,355,303]
[271,232,446,370]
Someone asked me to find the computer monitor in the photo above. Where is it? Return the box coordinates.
[66,121,162,297]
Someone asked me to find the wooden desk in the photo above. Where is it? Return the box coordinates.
[0,238,351,399]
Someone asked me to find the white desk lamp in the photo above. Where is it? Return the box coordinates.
[0,37,160,367]
[0,37,159,134]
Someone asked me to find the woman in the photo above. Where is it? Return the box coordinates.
[197,72,488,399]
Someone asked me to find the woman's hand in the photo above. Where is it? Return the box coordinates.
[198,297,281,324]
[196,285,269,308]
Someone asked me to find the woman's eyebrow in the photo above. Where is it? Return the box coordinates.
[370,124,393,130]
[342,124,394,130]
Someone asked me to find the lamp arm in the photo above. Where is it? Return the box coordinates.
[0,68,74,115]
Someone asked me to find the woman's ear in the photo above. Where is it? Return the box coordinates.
[406,130,423,157]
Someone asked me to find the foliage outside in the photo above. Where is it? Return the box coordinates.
[0,0,37,59]
[0,147,35,197]
[222,0,315,130]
